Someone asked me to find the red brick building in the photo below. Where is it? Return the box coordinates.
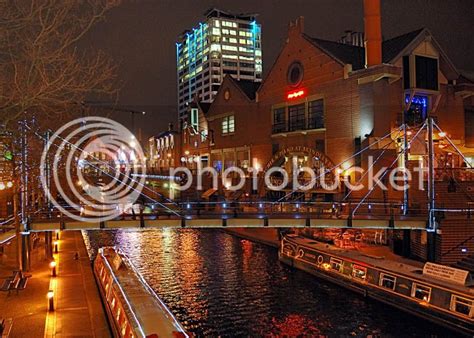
[150,4,474,265]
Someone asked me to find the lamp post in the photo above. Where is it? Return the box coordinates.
[130,110,146,140]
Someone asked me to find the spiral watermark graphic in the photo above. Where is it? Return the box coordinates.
[40,116,146,222]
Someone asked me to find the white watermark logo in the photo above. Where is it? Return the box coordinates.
[40,116,146,222]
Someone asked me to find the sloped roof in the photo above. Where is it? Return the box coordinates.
[305,28,433,71]
[228,76,261,100]
[153,130,178,139]
[306,36,365,70]
[382,28,424,63]
[197,102,211,114]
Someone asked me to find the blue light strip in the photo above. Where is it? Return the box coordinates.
[405,94,427,108]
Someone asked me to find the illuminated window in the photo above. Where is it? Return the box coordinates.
[411,283,431,302]
[379,273,396,290]
[329,257,342,272]
[210,44,221,52]
[222,45,238,51]
[190,108,198,131]
[212,28,221,35]
[222,115,235,135]
[405,94,428,126]
[352,265,367,280]
[450,295,473,317]
[229,38,237,44]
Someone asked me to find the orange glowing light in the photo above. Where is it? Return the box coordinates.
[287,89,305,100]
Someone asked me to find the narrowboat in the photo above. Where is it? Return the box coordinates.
[94,247,188,338]
[280,234,474,336]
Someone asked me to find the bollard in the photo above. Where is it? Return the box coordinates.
[47,290,55,311]
[54,241,59,254]
[50,261,57,277]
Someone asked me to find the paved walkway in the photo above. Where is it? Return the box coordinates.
[44,231,111,338]
[0,231,110,337]
[0,235,50,337]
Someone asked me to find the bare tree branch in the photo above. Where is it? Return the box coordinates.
[0,0,121,128]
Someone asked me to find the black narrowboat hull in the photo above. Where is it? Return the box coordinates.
[279,236,474,336]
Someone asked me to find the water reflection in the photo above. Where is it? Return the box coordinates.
[84,229,455,337]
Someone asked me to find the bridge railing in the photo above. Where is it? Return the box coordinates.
[25,199,474,223]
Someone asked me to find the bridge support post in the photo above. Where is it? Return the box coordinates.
[20,233,31,271]
[426,117,437,262]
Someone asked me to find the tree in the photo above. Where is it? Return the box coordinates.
[0,0,121,127]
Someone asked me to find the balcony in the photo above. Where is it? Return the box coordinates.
[272,120,325,135]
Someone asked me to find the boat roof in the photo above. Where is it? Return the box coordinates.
[101,248,188,337]
[285,235,474,296]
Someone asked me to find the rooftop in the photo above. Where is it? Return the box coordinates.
[305,28,427,71]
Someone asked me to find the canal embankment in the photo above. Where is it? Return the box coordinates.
[0,231,110,337]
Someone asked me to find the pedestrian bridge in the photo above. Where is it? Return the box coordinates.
[24,201,455,231]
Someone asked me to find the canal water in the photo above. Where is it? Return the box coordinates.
[84,229,456,337]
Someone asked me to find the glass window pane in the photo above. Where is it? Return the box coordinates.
[288,103,305,131]
[308,99,324,129]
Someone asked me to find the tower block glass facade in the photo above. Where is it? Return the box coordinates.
[176,9,262,119]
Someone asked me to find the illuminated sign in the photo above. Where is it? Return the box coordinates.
[287,89,305,100]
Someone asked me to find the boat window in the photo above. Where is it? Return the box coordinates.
[450,295,474,317]
[116,307,121,322]
[121,321,127,336]
[411,283,431,302]
[379,273,397,290]
[352,264,367,280]
[329,258,342,272]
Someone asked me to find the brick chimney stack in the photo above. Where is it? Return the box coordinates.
[288,16,305,41]
[364,0,382,67]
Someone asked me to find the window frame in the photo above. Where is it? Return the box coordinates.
[329,257,343,272]
[222,115,235,135]
[288,103,305,132]
[307,99,325,129]
[351,264,367,280]
[379,273,397,290]
[450,295,474,318]
[272,107,286,133]
[411,282,432,302]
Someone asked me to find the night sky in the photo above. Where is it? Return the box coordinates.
[84,0,474,139]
